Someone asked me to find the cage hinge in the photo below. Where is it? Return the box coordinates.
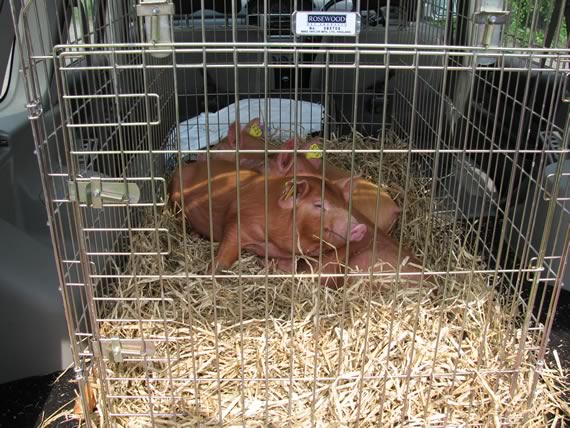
[26,100,43,120]
[101,339,156,363]
[68,177,141,208]
[526,257,544,282]
[137,1,174,50]
[473,11,510,47]
[136,1,174,17]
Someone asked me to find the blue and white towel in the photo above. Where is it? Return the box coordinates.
[177,98,324,152]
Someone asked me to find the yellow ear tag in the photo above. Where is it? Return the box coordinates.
[305,143,323,160]
[249,123,262,137]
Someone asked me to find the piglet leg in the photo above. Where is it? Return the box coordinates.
[209,222,240,274]
[272,257,297,272]
[255,257,292,272]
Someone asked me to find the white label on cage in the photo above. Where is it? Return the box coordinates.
[292,12,360,37]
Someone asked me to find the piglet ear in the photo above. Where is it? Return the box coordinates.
[282,138,295,150]
[300,137,323,168]
[278,179,311,208]
[276,139,295,174]
[302,137,318,147]
[227,121,239,147]
[247,117,261,128]
[244,117,263,138]
[333,176,353,202]
[295,179,311,200]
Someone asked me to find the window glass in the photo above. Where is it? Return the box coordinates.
[0,1,16,102]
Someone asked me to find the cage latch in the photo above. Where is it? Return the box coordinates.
[137,1,174,47]
[473,11,510,47]
[136,0,174,16]
[68,177,141,208]
[101,339,156,363]
[111,339,123,363]
[26,100,43,120]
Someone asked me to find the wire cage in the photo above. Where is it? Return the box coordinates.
[9,0,570,425]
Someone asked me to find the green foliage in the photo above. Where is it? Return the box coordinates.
[507,0,568,47]
[72,0,94,21]
[420,0,567,47]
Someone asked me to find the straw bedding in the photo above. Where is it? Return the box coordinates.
[78,133,568,427]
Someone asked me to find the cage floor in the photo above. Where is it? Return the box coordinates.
[12,136,568,428]
[83,136,568,427]
[3,289,567,428]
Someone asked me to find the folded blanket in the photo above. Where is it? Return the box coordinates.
[177,98,324,151]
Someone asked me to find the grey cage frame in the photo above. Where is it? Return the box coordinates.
[8,0,570,426]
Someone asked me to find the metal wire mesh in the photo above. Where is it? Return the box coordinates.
[8,0,570,425]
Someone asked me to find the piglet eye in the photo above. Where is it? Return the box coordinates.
[313,202,323,209]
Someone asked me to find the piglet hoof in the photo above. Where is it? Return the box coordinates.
[422,275,439,296]
[256,257,297,273]
[205,262,225,276]
[320,275,342,289]
[402,273,435,292]
[255,257,276,272]
[255,257,267,268]
[274,258,295,273]
[205,263,215,276]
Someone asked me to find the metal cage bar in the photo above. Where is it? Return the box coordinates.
[8,0,570,425]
